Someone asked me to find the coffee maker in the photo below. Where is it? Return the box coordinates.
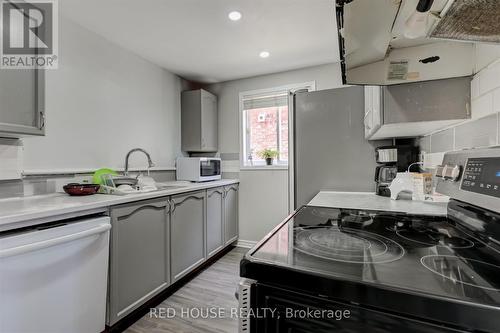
[375,145,419,196]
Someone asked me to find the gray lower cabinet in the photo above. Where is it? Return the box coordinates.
[206,187,224,257]
[170,190,206,282]
[106,184,238,325]
[224,184,239,245]
[107,198,170,325]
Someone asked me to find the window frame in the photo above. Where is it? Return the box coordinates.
[239,81,316,170]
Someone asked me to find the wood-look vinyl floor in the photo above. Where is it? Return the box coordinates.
[126,247,247,333]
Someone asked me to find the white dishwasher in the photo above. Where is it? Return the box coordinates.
[0,215,111,333]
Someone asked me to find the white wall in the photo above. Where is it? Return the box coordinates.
[238,170,290,243]
[20,17,185,173]
[207,63,343,154]
[206,63,343,244]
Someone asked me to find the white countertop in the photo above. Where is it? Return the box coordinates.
[308,191,448,216]
[0,179,239,231]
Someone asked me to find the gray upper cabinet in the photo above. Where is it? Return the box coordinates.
[366,77,471,140]
[206,187,224,257]
[181,89,218,152]
[224,184,239,245]
[170,190,206,282]
[108,198,170,325]
[383,77,471,124]
[0,69,45,138]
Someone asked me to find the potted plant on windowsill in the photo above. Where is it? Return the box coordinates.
[259,149,279,166]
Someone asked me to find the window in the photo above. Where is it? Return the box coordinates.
[240,82,315,168]
[242,93,288,166]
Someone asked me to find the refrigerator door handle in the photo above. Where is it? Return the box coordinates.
[0,223,111,258]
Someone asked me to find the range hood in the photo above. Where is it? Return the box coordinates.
[336,0,500,85]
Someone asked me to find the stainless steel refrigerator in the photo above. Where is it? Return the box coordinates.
[291,86,390,209]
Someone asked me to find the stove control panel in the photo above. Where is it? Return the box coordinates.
[461,157,500,198]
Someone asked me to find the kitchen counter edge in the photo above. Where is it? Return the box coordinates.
[308,191,448,216]
[0,179,240,231]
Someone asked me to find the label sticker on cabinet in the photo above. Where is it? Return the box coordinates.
[387,60,409,80]
[407,72,420,80]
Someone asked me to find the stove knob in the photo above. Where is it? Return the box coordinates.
[451,165,462,181]
[443,165,462,181]
[435,165,445,178]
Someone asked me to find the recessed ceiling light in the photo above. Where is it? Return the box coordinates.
[259,51,270,58]
[228,11,242,21]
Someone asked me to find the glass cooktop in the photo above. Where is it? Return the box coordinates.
[249,206,500,307]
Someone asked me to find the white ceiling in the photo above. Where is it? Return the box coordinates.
[60,0,340,83]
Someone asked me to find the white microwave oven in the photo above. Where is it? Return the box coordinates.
[176,157,222,182]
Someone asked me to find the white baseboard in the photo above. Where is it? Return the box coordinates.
[236,239,257,248]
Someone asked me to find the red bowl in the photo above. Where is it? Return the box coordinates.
[63,183,100,196]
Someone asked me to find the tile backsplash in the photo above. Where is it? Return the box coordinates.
[454,114,498,150]
[0,170,177,199]
[429,128,454,153]
[0,139,22,181]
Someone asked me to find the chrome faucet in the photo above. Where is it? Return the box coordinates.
[124,148,155,176]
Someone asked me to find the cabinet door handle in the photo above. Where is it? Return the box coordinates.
[39,111,45,130]
[0,223,110,258]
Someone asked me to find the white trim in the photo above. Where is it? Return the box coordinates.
[221,160,240,173]
[239,81,316,99]
[240,165,288,171]
[239,81,316,170]
[239,91,245,169]
[242,160,288,166]
[288,92,294,213]
[236,239,258,249]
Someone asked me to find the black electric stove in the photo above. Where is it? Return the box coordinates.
[240,148,500,333]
